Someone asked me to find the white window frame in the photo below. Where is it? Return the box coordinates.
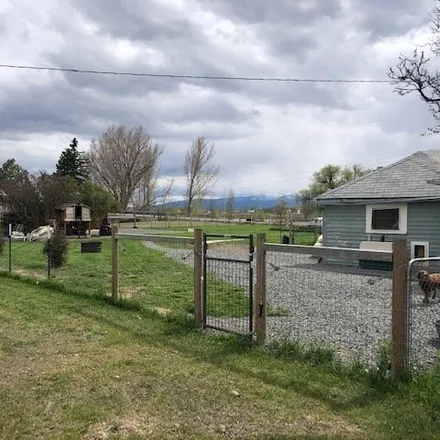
[365,203,408,235]
[410,241,430,260]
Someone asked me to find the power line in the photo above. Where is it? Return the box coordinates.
[0,63,391,84]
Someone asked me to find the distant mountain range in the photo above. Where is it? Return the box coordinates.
[161,194,298,211]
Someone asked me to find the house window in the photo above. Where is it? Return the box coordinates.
[371,208,399,231]
[365,203,407,234]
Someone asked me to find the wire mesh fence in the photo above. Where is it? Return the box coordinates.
[5,227,432,373]
[117,233,194,315]
[0,237,113,297]
[0,238,10,272]
[0,239,49,279]
[202,235,254,335]
[407,257,440,371]
[264,245,394,367]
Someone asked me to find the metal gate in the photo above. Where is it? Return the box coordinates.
[202,233,254,336]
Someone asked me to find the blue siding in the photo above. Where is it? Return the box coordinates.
[323,201,440,261]
[323,205,367,265]
[407,202,440,258]
[323,205,366,249]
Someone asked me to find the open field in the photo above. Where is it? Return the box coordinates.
[119,221,318,245]
[3,276,440,439]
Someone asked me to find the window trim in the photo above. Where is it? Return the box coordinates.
[365,203,408,234]
[410,241,429,260]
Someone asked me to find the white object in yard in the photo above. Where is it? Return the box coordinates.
[10,231,26,241]
[27,225,54,242]
[359,241,393,252]
[313,217,323,226]
[90,229,100,237]
[313,234,323,247]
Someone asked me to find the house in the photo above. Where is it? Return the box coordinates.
[314,149,440,264]
[55,202,92,237]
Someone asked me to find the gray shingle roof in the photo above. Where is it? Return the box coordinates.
[315,149,440,204]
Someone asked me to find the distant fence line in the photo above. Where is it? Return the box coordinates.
[107,212,323,232]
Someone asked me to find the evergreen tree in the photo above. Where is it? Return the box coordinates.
[56,138,88,183]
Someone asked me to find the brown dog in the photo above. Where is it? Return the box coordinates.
[417,270,440,303]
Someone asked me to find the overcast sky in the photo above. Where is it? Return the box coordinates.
[0,0,439,198]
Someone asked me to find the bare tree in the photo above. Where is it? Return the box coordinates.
[132,164,174,212]
[274,197,289,231]
[389,2,440,134]
[133,167,158,211]
[88,125,163,209]
[156,178,174,209]
[184,136,220,215]
[225,188,235,221]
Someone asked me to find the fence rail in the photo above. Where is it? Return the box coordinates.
[3,227,429,377]
[264,243,393,262]
[116,232,194,246]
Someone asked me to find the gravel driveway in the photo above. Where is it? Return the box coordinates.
[142,241,440,370]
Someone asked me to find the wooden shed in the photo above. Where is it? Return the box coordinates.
[55,203,92,237]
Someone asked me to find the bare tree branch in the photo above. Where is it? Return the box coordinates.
[225,188,235,221]
[184,136,220,215]
[88,124,163,209]
[389,1,440,134]
[274,197,289,230]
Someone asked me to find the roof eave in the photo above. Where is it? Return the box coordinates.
[315,196,440,206]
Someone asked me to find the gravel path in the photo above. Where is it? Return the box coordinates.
[142,241,440,370]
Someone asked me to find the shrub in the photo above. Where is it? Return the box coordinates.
[43,231,68,268]
[0,235,3,255]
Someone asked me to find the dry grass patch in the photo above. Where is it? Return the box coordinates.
[82,414,161,439]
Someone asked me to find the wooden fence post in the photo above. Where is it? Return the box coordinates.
[194,228,204,328]
[112,225,120,301]
[255,233,267,345]
[391,239,407,376]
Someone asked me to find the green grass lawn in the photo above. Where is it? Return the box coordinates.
[2,276,440,439]
[122,221,318,245]
[0,239,250,318]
